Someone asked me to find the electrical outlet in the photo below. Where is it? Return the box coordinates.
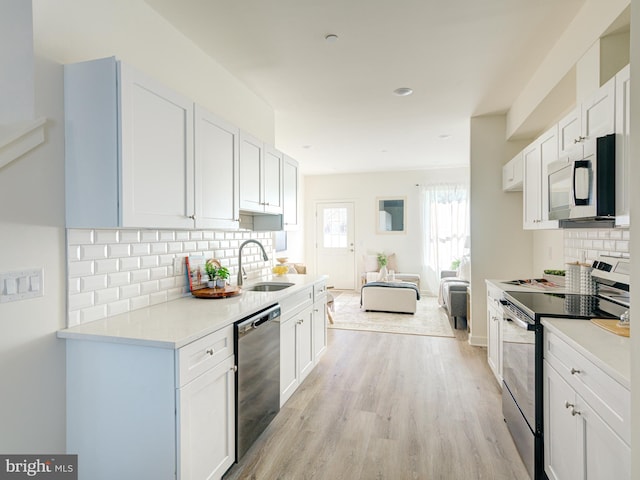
[173,257,184,275]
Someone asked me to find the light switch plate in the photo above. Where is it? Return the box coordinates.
[0,268,44,303]
[173,257,184,275]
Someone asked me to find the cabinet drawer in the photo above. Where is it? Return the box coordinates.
[177,325,234,387]
[314,281,327,302]
[280,286,313,319]
[544,330,630,444]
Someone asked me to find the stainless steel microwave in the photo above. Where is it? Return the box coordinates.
[547,134,615,226]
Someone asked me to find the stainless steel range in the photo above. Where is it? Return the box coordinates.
[500,256,630,480]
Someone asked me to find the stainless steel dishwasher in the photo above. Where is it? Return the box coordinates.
[234,304,281,460]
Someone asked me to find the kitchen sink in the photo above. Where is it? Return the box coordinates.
[245,282,294,292]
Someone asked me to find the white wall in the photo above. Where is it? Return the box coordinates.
[0,55,67,452]
[32,0,275,144]
[469,115,533,347]
[304,168,469,291]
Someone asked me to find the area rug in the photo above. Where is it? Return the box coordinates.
[328,290,455,338]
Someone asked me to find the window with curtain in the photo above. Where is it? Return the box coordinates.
[420,184,469,294]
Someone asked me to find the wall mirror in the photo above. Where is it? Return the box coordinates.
[377,197,406,233]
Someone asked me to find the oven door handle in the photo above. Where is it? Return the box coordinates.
[502,307,535,330]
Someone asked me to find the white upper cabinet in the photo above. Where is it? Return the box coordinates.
[65,57,195,229]
[580,76,616,159]
[614,65,630,226]
[239,131,284,215]
[523,125,559,230]
[283,155,300,228]
[502,152,523,192]
[239,131,265,212]
[558,108,582,162]
[262,145,284,214]
[194,106,240,230]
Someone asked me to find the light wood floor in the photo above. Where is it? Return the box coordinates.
[224,323,529,480]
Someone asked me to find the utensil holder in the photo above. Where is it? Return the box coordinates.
[579,264,596,295]
[565,263,580,293]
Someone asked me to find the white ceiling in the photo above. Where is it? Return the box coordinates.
[146,0,584,175]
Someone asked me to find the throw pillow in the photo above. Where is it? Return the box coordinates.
[363,254,379,272]
[458,255,471,282]
[387,253,398,272]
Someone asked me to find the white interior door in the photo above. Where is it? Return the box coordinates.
[315,202,355,290]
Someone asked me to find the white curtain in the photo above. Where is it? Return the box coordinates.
[419,184,469,295]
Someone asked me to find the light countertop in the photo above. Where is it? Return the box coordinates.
[57,274,325,349]
[485,278,567,294]
[542,318,630,389]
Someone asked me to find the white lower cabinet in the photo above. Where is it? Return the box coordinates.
[280,281,328,406]
[543,330,630,480]
[486,283,503,385]
[66,326,235,480]
[280,304,314,406]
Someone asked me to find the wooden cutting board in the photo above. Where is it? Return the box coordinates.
[192,286,242,299]
[590,318,630,337]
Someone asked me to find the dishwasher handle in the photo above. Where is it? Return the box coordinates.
[236,304,281,336]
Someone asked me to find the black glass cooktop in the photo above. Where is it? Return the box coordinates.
[504,291,627,321]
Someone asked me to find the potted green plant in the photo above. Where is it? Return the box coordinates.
[377,253,388,281]
[204,260,218,288]
[215,266,230,288]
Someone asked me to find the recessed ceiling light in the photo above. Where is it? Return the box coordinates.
[393,87,413,96]
[438,134,452,140]
[325,34,339,43]
[302,145,312,149]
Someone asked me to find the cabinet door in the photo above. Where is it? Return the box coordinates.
[558,108,582,162]
[581,77,615,159]
[579,396,631,480]
[283,155,299,228]
[239,131,263,212]
[502,152,523,192]
[280,316,299,406]
[119,62,195,228]
[262,145,283,214]
[177,355,235,480]
[615,65,630,226]
[297,307,315,382]
[487,302,502,384]
[544,362,580,480]
[194,106,240,229]
[538,125,559,228]
[312,299,327,363]
[522,142,541,229]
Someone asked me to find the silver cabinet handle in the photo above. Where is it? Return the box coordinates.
[565,401,574,409]
[189,214,196,220]
[231,365,238,372]
[571,408,581,416]
[570,368,581,375]
[206,349,214,356]
[565,401,581,416]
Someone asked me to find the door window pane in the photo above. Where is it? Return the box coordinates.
[323,208,347,248]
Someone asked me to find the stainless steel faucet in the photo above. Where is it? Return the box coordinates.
[237,239,269,286]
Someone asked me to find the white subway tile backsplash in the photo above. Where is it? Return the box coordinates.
[108,271,130,287]
[564,228,631,264]
[131,243,150,256]
[67,228,276,326]
[80,244,108,260]
[119,230,140,243]
[140,280,159,294]
[131,269,150,283]
[141,230,159,242]
[80,275,108,292]
[140,255,159,268]
[69,292,94,311]
[108,244,131,258]
[130,295,150,310]
[151,242,168,254]
[120,284,141,299]
[82,305,107,323]
[68,229,94,245]
[107,300,130,316]
[94,230,119,244]
[119,257,140,271]
[95,288,119,305]
[68,261,94,278]
[94,259,119,274]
